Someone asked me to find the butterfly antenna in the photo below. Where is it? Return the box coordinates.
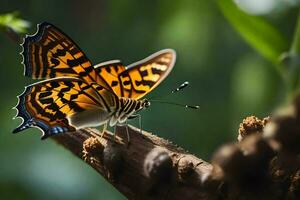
[149,81,199,109]
[171,81,189,93]
[150,100,200,109]
[149,81,190,100]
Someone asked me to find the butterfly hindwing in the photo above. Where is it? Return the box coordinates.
[13,77,112,139]
[22,22,110,88]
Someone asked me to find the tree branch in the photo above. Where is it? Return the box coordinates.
[51,92,300,200]
[51,100,300,200]
[52,126,214,200]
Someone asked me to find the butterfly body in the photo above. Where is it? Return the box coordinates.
[68,96,149,129]
[109,97,150,126]
[13,22,176,139]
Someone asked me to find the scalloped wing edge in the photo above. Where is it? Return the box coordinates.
[12,78,76,139]
[20,22,53,78]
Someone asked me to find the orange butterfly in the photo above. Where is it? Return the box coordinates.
[13,22,176,139]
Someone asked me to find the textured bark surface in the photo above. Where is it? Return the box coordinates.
[51,108,300,200]
[53,126,214,200]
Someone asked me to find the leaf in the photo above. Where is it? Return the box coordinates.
[217,0,288,65]
[0,12,30,34]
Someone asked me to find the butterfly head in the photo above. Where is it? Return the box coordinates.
[141,99,151,108]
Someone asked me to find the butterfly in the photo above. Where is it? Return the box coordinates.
[13,22,176,140]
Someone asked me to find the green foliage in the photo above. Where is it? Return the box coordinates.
[0,1,299,200]
[217,0,288,66]
[0,12,30,34]
[218,0,300,98]
[283,12,300,97]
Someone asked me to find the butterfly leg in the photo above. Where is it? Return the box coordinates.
[113,125,117,141]
[137,114,142,135]
[129,114,142,134]
[100,123,108,138]
[124,120,130,146]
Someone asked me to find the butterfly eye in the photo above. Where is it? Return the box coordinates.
[143,100,151,108]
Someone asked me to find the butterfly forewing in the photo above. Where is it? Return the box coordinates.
[119,49,176,99]
[22,22,110,89]
[94,60,126,97]
[96,49,176,100]
[13,77,115,139]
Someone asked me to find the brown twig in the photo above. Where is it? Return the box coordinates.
[52,126,215,200]
[50,104,299,200]
[54,94,299,200]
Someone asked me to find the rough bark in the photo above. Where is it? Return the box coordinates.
[53,126,213,200]
[50,95,300,200]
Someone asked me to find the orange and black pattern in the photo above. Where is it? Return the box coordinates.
[97,49,176,100]
[94,60,125,97]
[13,77,108,139]
[14,22,176,139]
[22,22,110,88]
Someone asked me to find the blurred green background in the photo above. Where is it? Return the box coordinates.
[0,0,299,199]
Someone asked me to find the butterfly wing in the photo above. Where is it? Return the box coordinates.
[13,77,115,139]
[94,49,176,99]
[94,60,126,97]
[119,49,176,99]
[22,22,110,88]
